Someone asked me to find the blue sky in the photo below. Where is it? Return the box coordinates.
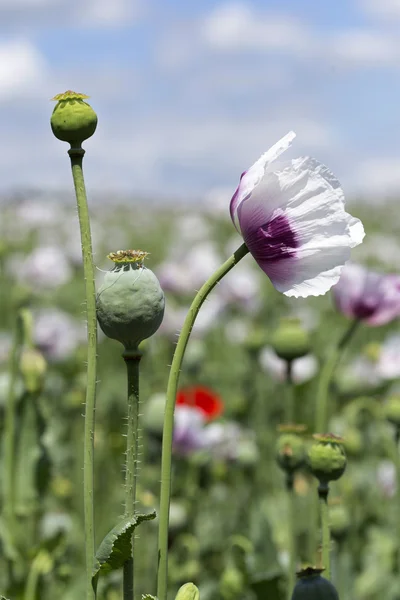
[1,0,400,202]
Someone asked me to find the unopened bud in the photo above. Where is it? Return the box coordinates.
[271,318,311,362]
[174,583,199,600]
[20,348,47,393]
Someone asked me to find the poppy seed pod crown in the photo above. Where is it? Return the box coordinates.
[51,91,98,147]
[96,250,165,351]
[307,434,347,485]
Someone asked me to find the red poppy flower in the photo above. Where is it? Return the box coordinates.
[176,386,224,421]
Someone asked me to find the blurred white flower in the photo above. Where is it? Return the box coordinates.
[259,347,318,384]
[14,246,73,290]
[34,309,85,361]
[159,295,225,340]
[219,261,261,310]
[158,242,221,295]
[376,334,400,380]
[377,460,396,498]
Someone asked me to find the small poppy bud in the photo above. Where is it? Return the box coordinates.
[291,567,339,600]
[174,583,200,600]
[308,434,347,485]
[342,427,363,457]
[271,318,311,362]
[96,250,165,351]
[329,503,351,542]
[51,91,97,147]
[276,431,306,476]
[20,348,47,393]
[384,395,400,428]
[220,566,245,599]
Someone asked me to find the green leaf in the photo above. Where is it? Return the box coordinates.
[92,511,156,586]
[142,595,158,600]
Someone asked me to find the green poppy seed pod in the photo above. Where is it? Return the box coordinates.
[219,566,245,600]
[384,395,400,428]
[342,427,363,458]
[20,348,47,394]
[51,91,97,147]
[307,434,347,485]
[291,568,339,600]
[96,250,165,351]
[276,433,306,475]
[329,503,351,542]
[271,318,311,362]
[174,583,200,600]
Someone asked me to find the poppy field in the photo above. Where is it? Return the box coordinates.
[1,93,400,600]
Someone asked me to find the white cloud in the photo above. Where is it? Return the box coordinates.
[0,39,47,100]
[201,2,312,54]
[79,0,143,28]
[0,0,143,28]
[361,0,400,19]
[330,29,400,66]
[354,157,400,195]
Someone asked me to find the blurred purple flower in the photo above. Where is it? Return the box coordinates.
[34,309,85,361]
[230,132,364,298]
[333,264,400,325]
[15,246,73,290]
[173,405,206,455]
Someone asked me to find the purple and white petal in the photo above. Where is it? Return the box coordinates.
[234,152,364,297]
[230,131,296,231]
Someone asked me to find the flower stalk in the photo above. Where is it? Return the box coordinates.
[123,350,142,600]
[156,242,249,600]
[318,483,331,579]
[69,146,98,600]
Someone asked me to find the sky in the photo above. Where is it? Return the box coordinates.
[2,0,400,202]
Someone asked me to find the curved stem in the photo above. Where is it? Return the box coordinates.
[123,350,142,600]
[286,474,296,600]
[68,147,98,600]
[156,243,249,600]
[319,485,331,579]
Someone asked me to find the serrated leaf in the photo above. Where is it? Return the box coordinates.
[92,511,156,586]
[142,595,158,600]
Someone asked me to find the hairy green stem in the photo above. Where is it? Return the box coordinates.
[69,146,98,600]
[3,311,23,548]
[285,360,294,423]
[156,243,249,600]
[286,474,296,600]
[123,351,142,600]
[319,486,331,578]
